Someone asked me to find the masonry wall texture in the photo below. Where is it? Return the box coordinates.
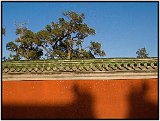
[2,79,158,119]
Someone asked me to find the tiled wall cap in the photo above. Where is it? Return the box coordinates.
[2,58,158,73]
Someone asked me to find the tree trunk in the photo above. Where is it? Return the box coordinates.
[67,49,71,60]
[67,39,73,60]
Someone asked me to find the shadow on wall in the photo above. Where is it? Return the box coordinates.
[127,81,158,119]
[2,84,95,119]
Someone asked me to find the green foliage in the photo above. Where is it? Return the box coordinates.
[2,57,7,61]
[6,41,18,51]
[9,53,21,61]
[2,28,6,35]
[7,27,43,60]
[6,11,106,60]
[136,47,149,58]
[89,41,106,57]
[15,27,27,35]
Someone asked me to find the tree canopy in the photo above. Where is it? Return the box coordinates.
[136,47,149,58]
[6,11,106,60]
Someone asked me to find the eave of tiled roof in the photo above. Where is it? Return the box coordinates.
[2,58,158,80]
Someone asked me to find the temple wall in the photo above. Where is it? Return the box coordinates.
[2,78,158,119]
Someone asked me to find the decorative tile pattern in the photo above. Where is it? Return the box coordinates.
[2,58,158,73]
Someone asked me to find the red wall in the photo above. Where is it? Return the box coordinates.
[2,79,158,119]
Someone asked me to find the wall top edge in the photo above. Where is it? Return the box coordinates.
[3,71,158,81]
[2,58,158,73]
[2,57,158,63]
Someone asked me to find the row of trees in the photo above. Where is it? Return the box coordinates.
[2,11,149,61]
[4,11,106,61]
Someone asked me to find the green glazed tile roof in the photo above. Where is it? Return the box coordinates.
[2,58,158,73]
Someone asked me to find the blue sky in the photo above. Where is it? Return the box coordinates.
[2,2,158,58]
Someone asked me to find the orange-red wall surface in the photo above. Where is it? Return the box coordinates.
[2,79,158,119]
